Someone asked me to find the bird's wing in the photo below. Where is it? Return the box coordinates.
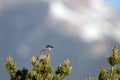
[40,49,50,55]
[38,49,50,60]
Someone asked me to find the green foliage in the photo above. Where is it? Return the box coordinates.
[4,55,72,80]
[6,46,120,80]
[86,46,120,80]
[106,46,120,66]
[4,56,19,80]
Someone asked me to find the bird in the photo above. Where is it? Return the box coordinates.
[36,45,54,62]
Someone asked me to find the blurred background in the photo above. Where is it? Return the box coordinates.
[0,0,120,80]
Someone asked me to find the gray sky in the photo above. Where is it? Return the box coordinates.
[0,0,120,80]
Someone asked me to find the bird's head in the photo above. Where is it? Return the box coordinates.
[46,45,54,51]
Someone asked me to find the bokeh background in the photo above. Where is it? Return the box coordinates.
[0,0,120,80]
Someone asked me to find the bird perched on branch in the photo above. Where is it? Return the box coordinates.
[36,45,54,62]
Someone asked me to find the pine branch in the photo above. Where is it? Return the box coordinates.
[4,55,72,80]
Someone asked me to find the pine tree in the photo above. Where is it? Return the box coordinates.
[6,46,120,80]
[87,46,120,80]
[4,54,72,80]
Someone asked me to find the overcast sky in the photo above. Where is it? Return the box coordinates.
[0,0,120,80]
